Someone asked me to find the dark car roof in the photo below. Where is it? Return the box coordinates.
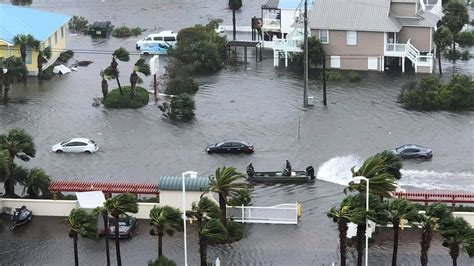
[221,139,250,145]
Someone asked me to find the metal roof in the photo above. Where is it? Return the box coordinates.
[309,0,402,32]
[48,181,159,194]
[158,176,209,191]
[0,4,70,45]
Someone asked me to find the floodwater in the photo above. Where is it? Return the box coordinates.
[0,0,473,265]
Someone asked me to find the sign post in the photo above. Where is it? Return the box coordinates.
[149,55,160,99]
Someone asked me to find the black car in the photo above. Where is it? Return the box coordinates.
[390,144,433,160]
[206,140,254,154]
[108,217,137,239]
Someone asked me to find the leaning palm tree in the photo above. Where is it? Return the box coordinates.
[208,167,247,224]
[327,195,365,266]
[104,193,138,266]
[187,197,227,266]
[97,207,112,266]
[104,47,130,95]
[228,0,243,41]
[378,150,403,180]
[380,198,419,266]
[149,206,183,257]
[433,27,453,75]
[67,208,98,266]
[0,150,11,183]
[417,203,451,266]
[36,46,52,80]
[100,70,109,101]
[18,168,52,198]
[0,128,36,196]
[439,216,474,266]
[0,56,28,104]
[130,59,151,97]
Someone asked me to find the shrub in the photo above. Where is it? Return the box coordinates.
[457,30,474,47]
[321,70,342,81]
[138,197,159,203]
[104,86,149,108]
[148,256,177,266]
[347,71,361,82]
[165,78,199,95]
[461,50,471,61]
[41,67,55,80]
[69,16,89,33]
[444,49,462,61]
[226,220,244,242]
[111,26,144,38]
[162,93,195,121]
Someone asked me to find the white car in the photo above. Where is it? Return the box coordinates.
[52,138,99,154]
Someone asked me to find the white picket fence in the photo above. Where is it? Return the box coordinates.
[227,203,301,224]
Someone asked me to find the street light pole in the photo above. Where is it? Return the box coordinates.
[303,0,308,107]
[353,176,370,266]
[181,171,197,266]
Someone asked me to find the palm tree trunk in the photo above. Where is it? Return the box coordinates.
[115,76,123,95]
[158,232,163,257]
[73,234,79,266]
[3,83,9,104]
[102,79,109,101]
[219,194,227,224]
[338,218,348,266]
[199,235,208,266]
[130,82,136,98]
[392,220,400,266]
[451,36,456,63]
[114,213,122,266]
[232,10,236,41]
[420,226,432,266]
[356,223,365,266]
[450,243,459,266]
[437,49,442,75]
[103,213,111,266]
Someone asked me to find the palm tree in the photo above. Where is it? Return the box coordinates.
[104,47,130,95]
[327,195,366,266]
[380,198,419,266]
[67,208,98,266]
[130,59,151,97]
[442,0,469,61]
[187,197,228,265]
[97,207,112,266]
[417,203,451,266]
[378,150,403,180]
[433,27,453,75]
[149,206,183,257]
[18,168,52,198]
[104,193,138,266]
[0,150,11,183]
[208,167,247,224]
[100,70,109,101]
[0,128,36,196]
[0,56,28,104]
[37,46,52,80]
[228,0,243,41]
[148,255,177,266]
[439,216,474,266]
[13,34,39,81]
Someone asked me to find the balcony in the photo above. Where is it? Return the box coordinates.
[384,43,406,56]
[262,18,281,31]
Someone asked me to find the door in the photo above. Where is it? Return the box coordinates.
[219,143,233,153]
[64,142,80,153]
[232,142,244,153]
[402,148,419,158]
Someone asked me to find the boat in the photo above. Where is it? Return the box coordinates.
[248,166,315,183]
[9,205,33,230]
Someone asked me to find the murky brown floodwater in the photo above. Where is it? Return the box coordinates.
[0,0,473,265]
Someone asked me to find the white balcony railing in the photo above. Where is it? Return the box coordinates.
[385,43,406,53]
[273,38,303,51]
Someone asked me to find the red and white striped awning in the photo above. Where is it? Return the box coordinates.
[393,190,474,204]
[48,180,159,194]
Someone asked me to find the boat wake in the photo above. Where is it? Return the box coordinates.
[316,155,474,191]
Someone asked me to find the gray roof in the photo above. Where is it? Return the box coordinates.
[309,0,401,32]
[396,10,440,27]
[158,176,209,191]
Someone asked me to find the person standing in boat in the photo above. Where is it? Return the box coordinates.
[246,163,255,177]
[283,160,292,176]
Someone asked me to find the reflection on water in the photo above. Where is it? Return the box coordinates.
[0,0,473,265]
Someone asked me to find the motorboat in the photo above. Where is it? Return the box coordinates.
[248,165,315,183]
[9,205,33,230]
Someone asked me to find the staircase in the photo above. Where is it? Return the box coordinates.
[405,39,433,73]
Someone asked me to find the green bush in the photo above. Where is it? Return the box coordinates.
[400,75,474,111]
[148,255,177,266]
[457,30,474,47]
[461,50,471,61]
[69,16,89,33]
[162,93,195,121]
[321,70,342,81]
[138,197,158,203]
[104,86,149,109]
[111,26,143,38]
[226,220,244,242]
[444,49,462,61]
[165,78,199,95]
[347,71,361,82]
[41,67,55,80]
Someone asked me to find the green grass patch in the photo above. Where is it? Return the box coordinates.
[104,86,149,109]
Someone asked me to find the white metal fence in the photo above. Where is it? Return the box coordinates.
[227,203,301,224]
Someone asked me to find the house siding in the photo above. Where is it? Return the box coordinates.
[390,3,417,17]
[312,29,384,71]
[398,26,432,52]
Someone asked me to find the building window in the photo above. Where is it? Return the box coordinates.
[48,37,51,47]
[346,31,357,45]
[25,48,32,64]
[368,57,378,70]
[61,26,64,38]
[319,29,329,44]
[54,32,58,44]
[330,56,340,68]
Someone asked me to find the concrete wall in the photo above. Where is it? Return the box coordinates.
[390,2,417,17]
[0,191,216,219]
[399,26,432,52]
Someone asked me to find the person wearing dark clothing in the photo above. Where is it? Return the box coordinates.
[285,160,292,173]
[246,163,255,177]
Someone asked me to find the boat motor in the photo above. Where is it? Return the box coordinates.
[306,166,315,180]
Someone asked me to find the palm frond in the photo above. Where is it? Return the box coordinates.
[113,47,130,62]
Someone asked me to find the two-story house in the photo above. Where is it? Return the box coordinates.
[0,4,70,76]
[309,0,443,73]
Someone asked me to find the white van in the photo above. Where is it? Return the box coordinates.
[135,31,177,50]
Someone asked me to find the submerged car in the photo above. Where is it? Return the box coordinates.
[52,138,99,154]
[206,140,254,154]
[390,144,432,159]
[109,217,137,239]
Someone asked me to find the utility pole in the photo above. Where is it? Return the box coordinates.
[303,0,309,107]
[323,58,327,106]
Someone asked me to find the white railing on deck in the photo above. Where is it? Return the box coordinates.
[263,18,280,29]
[385,43,406,53]
[273,38,303,51]
[227,203,300,224]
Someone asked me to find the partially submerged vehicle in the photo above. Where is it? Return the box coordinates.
[9,206,33,230]
[109,217,138,239]
[89,21,113,37]
[390,144,432,160]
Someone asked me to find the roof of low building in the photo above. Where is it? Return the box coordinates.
[309,0,401,32]
[0,4,70,45]
[158,176,210,191]
[48,181,159,194]
[262,0,306,10]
